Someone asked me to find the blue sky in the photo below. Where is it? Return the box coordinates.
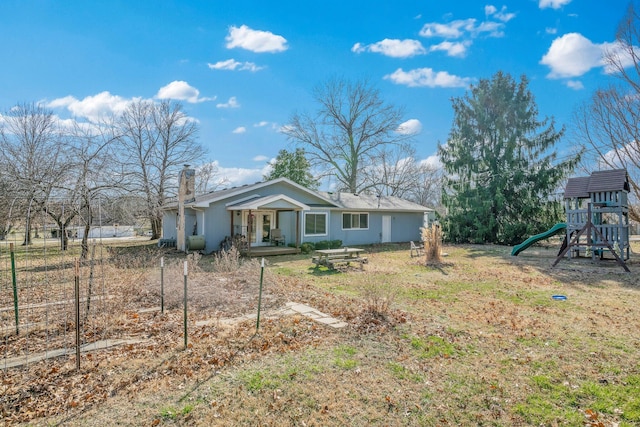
[0,0,631,188]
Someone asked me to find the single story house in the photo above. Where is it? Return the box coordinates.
[161,177,435,254]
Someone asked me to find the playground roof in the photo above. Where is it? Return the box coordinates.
[564,176,590,199]
[563,169,629,199]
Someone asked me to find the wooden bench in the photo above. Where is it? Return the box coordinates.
[326,255,368,270]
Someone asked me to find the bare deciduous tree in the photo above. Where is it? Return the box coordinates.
[573,2,640,221]
[195,161,228,194]
[408,161,443,211]
[116,100,203,239]
[282,77,408,193]
[361,143,421,197]
[0,103,67,244]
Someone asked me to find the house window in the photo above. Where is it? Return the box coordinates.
[342,212,368,230]
[305,213,327,236]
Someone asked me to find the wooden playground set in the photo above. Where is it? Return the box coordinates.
[512,169,631,272]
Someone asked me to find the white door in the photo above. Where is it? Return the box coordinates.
[244,211,274,246]
[382,215,392,243]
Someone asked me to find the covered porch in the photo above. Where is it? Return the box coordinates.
[226,194,308,256]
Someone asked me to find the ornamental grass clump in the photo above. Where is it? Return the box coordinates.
[421,224,442,264]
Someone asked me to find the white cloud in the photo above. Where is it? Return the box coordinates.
[253,121,279,130]
[351,38,426,58]
[232,126,246,134]
[278,124,295,134]
[253,155,269,162]
[539,0,572,9]
[384,68,471,88]
[217,96,240,109]
[602,42,637,73]
[486,5,516,22]
[419,15,508,39]
[396,119,423,135]
[208,59,264,72]
[420,19,476,38]
[540,33,604,78]
[546,27,558,35]
[46,91,133,122]
[429,40,471,57]
[565,80,584,90]
[225,25,288,53]
[156,80,214,103]
[201,160,268,188]
[419,153,442,169]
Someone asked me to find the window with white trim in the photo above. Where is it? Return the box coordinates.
[342,212,368,230]
[304,212,327,236]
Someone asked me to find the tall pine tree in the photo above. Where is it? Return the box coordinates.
[438,72,580,244]
[264,148,318,190]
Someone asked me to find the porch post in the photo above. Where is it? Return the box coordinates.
[296,210,300,248]
[247,210,252,256]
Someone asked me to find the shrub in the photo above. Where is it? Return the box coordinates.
[314,240,342,250]
[212,246,242,273]
[300,242,315,254]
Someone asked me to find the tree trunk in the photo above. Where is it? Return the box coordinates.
[150,215,162,240]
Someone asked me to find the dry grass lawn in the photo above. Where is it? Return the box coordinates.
[2,240,640,426]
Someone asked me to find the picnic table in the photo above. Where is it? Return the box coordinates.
[312,247,368,270]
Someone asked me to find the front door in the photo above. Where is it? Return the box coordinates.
[244,211,274,246]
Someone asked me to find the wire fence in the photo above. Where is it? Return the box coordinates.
[1,200,113,370]
[1,199,280,423]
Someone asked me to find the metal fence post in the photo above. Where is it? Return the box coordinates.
[10,243,19,335]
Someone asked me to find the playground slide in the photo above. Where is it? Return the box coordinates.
[511,223,567,256]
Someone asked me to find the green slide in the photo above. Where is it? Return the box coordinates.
[511,223,567,256]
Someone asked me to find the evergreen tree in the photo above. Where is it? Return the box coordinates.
[264,148,318,189]
[438,72,579,244]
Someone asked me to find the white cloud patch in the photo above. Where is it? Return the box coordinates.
[546,27,558,35]
[485,5,516,22]
[429,40,471,57]
[253,155,269,162]
[540,33,635,78]
[539,0,572,9]
[253,121,279,130]
[420,19,476,38]
[419,153,442,169]
[204,160,268,188]
[278,124,295,134]
[565,80,584,90]
[225,25,288,53]
[232,126,246,134]
[217,96,240,109]
[418,7,514,57]
[351,39,426,58]
[156,80,214,103]
[384,68,472,88]
[208,59,264,72]
[396,119,423,135]
[485,5,497,16]
[419,15,508,39]
[46,91,133,123]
